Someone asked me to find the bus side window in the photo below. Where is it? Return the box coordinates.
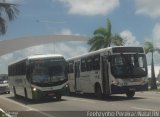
[15,64,18,75]
[93,55,100,70]
[81,58,86,72]
[67,63,70,73]
[68,62,74,73]
[26,64,34,82]
[138,56,143,68]
[86,57,93,71]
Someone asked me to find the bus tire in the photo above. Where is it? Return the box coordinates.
[126,91,135,98]
[55,94,62,101]
[95,84,102,99]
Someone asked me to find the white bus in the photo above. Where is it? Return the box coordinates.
[8,54,68,100]
[67,47,148,98]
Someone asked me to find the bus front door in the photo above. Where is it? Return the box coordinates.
[74,61,81,92]
[102,56,111,95]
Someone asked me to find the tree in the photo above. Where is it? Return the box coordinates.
[88,18,124,51]
[144,41,158,89]
[0,0,19,35]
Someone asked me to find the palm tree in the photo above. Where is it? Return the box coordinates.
[0,0,19,35]
[144,41,157,89]
[88,18,124,51]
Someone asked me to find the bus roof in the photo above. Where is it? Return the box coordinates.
[67,47,111,61]
[27,54,64,60]
[9,54,64,66]
[67,46,144,61]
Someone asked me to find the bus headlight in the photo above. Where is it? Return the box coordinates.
[112,80,119,85]
[32,87,37,91]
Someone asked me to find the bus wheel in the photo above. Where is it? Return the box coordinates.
[126,91,135,98]
[95,84,102,99]
[55,94,62,101]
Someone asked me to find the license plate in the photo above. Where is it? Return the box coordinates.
[129,88,135,91]
[48,93,55,96]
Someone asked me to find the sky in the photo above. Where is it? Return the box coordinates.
[0,0,160,75]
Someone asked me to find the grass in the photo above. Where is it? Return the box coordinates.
[149,86,160,92]
[157,86,160,92]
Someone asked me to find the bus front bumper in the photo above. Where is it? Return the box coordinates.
[32,85,69,99]
[111,83,148,94]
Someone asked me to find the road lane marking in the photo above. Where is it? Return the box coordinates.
[34,110,55,117]
[26,109,34,111]
[0,96,31,110]
[66,97,96,103]
[65,97,116,106]
[0,96,55,117]
[131,107,157,111]
[65,96,106,103]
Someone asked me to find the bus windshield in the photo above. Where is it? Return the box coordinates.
[30,59,66,83]
[111,54,147,78]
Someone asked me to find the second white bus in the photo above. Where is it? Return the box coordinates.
[67,46,148,98]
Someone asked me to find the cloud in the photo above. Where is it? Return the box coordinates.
[135,0,160,18]
[13,41,88,59]
[145,22,160,48]
[58,0,120,16]
[120,30,140,46]
[55,28,80,35]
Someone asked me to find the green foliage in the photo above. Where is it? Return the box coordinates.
[144,41,154,53]
[88,18,124,51]
[0,1,19,35]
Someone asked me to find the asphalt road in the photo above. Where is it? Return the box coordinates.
[0,91,160,117]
